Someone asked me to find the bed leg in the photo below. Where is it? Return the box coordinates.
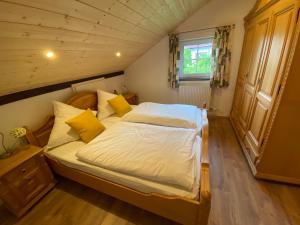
[196,201,211,225]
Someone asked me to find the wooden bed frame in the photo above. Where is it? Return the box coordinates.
[25,91,211,225]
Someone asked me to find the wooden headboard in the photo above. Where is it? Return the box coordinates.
[26,91,97,147]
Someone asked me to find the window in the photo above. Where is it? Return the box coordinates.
[180,38,213,81]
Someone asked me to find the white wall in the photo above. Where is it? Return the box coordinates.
[126,36,179,104]
[125,0,256,116]
[0,75,125,152]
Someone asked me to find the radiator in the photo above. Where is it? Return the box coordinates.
[178,81,211,108]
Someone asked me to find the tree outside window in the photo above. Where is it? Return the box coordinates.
[180,39,212,80]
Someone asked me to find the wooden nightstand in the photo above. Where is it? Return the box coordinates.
[0,145,56,217]
[123,93,138,105]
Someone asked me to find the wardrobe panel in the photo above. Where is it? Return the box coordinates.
[238,25,256,81]
[260,8,294,96]
[238,14,270,133]
[232,82,244,111]
[230,25,256,136]
[246,3,297,153]
[239,88,253,128]
[249,101,268,142]
[246,18,269,87]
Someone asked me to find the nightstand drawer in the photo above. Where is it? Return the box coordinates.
[0,146,56,217]
[2,156,48,205]
[3,156,38,182]
[12,168,47,205]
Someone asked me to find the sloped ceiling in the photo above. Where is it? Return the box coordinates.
[0,0,208,96]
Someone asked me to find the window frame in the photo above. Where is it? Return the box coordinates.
[179,38,213,81]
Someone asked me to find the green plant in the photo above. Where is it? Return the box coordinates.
[183,46,212,76]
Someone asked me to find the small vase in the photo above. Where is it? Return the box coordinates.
[19,137,29,149]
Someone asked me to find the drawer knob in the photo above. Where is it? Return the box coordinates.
[21,168,26,173]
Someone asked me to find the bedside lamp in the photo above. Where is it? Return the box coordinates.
[0,132,12,159]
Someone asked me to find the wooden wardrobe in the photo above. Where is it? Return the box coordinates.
[230,0,300,185]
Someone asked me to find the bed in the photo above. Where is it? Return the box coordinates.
[25,91,211,225]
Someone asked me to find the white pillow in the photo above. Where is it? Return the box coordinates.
[47,101,96,149]
[97,90,117,120]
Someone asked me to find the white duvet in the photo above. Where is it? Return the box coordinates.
[122,102,199,129]
[76,122,198,191]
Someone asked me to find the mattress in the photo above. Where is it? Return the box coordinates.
[45,116,201,199]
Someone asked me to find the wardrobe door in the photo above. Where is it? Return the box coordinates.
[245,1,298,163]
[238,14,270,137]
[231,26,255,134]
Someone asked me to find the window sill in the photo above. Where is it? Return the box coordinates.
[179,77,211,81]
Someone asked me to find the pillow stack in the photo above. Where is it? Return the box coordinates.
[97,90,117,120]
[97,90,132,119]
[47,90,133,148]
[47,101,104,148]
[66,109,105,143]
[107,95,132,117]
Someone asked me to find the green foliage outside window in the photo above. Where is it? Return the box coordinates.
[183,45,212,76]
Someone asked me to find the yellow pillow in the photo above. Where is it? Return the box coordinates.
[107,95,132,117]
[65,109,105,143]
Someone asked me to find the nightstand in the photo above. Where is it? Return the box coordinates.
[123,93,138,105]
[0,145,56,217]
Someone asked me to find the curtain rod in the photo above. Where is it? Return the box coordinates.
[175,24,235,35]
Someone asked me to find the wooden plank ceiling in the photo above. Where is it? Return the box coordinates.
[0,0,208,96]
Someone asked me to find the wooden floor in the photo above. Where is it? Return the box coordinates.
[1,118,299,225]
